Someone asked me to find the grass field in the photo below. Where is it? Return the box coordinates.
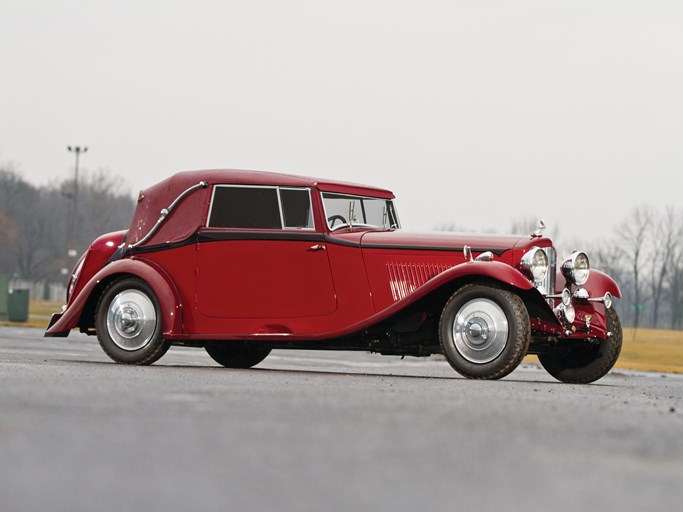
[3,301,683,375]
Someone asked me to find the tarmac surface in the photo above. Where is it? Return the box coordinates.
[1,326,682,512]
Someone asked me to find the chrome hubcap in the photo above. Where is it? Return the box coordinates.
[106,290,156,351]
[453,298,508,364]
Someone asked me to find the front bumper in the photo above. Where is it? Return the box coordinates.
[44,312,69,337]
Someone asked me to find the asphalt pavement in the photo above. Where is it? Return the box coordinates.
[1,326,682,512]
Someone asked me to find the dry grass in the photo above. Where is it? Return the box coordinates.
[0,300,63,329]
[615,327,683,374]
[3,301,683,375]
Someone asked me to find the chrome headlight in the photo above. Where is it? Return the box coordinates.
[603,292,612,310]
[561,251,590,286]
[520,247,548,283]
[555,301,576,326]
[67,255,86,302]
[561,288,572,306]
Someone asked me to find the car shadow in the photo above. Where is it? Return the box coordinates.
[50,358,619,387]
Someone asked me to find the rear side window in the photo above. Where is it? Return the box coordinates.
[280,188,313,229]
[209,187,281,229]
[208,186,314,229]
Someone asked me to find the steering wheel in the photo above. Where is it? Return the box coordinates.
[327,215,348,228]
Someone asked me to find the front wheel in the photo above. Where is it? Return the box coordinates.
[439,284,531,379]
[538,307,623,384]
[95,278,170,365]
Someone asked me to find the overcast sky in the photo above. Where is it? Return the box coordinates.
[2,0,682,246]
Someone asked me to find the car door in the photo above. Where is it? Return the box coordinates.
[196,185,337,319]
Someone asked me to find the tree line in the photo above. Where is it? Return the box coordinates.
[588,206,683,331]
[0,165,135,282]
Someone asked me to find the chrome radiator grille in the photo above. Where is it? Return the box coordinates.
[542,247,557,306]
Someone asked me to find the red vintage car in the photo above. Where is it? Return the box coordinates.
[46,169,622,383]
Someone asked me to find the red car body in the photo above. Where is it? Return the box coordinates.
[46,169,623,383]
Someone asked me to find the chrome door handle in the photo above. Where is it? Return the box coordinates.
[310,244,326,251]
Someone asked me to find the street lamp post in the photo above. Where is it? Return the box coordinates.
[66,146,87,260]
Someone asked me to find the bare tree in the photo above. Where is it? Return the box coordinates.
[648,207,679,328]
[0,168,53,278]
[0,173,61,279]
[0,209,18,273]
[76,168,136,245]
[665,211,683,330]
[0,165,136,282]
[617,206,651,330]
[0,210,17,243]
[588,239,628,291]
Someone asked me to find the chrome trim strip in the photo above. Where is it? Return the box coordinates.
[129,181,208,249]
[363,243,510,255]
[275,187,285,229]
[280,187,315,230]
[197,231,325,243]
[321,191,401,231]
[208,184,316,231]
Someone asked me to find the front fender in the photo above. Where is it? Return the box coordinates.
[378,260,536,319]
[555,268,621,299]
[583,269,622,299]
[307,260,542,340]
[434,261,535,292]
[45,257,183,338]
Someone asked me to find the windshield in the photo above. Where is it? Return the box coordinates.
[322,193,400,231]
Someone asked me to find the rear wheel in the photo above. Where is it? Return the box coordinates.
[205,342,271,368]
[538,307,623,384]
[439,284,530,379]
[95,278,170,365]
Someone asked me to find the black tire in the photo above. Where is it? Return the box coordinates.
[538,307,623,384]
[205,342,271,368]
[95,278,170,365]
[439,284,531,379]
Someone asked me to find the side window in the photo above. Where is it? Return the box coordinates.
[280,188,314,229]
[209,186,281,228]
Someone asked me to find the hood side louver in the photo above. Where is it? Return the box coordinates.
[387,261,454,301]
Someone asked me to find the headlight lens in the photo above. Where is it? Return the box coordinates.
[564,301,576,324]
[554,301,576,326]
[520,247,548,283]
[67,255,86,302]
[561,251,590,286]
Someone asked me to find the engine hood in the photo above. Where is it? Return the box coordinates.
[358,230,531,256]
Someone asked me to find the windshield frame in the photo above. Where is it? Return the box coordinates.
[321,192,401,232]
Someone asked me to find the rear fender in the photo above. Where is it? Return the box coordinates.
[44,258,183,337]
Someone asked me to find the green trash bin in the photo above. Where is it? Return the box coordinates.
[8,288,29,322]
